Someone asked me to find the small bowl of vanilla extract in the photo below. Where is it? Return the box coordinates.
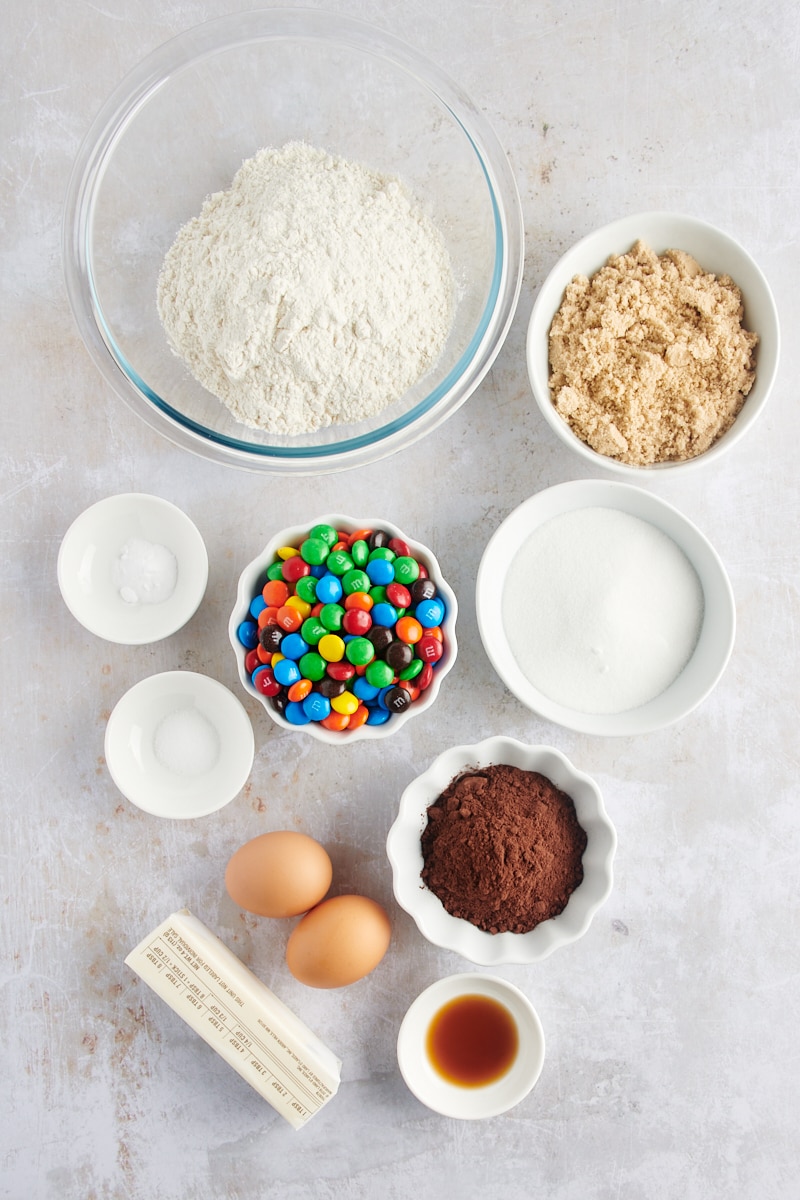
[396,973,545,1119]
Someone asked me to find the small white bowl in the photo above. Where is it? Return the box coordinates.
[397,973,546,1119]
[229,515,458,744]
[527,211,780,475]
[57,493,208,644]
[104,671,254,818]
[386,737,616,965]
[476,480,735,736]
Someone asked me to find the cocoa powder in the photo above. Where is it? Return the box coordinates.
[420,764,587,934]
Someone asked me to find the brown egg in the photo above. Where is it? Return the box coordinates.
[285,894,392,988]
[224,831,333,918]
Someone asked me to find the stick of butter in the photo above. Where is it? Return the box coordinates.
[125,909,342,1129]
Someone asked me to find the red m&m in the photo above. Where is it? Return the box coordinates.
[236,523,452,734]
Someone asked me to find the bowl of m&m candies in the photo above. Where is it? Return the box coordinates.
[230,516,458,742]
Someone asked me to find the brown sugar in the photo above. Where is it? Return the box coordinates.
[420,764,587,935]
[548,239,759,465]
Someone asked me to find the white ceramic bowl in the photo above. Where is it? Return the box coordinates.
[63,10,523,475]
[386,737,616,965]
[104,671,255,819]
[527,211,780,475]
[476,480,736,736]
[396,973,546,1119]
[229,515,458,744]
[57,493,208,644]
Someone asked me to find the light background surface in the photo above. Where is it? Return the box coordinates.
[3,1,798,1197]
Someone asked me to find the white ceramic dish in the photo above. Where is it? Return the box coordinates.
[229,515,458,744]
[476,480,736,736]
[396,973,546,1119]
[57,493,208,644]
[386,737,616,965]
[527,211,780,475]
[63,10,523,475]
[104,671,255,819]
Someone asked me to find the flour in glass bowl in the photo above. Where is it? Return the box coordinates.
[501,507,704,715]
[156,142,455,436]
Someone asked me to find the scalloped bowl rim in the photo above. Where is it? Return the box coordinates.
[386,736,616,964]
[229,514,459,744]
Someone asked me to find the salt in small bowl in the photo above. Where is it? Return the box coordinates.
[104,670,255,819]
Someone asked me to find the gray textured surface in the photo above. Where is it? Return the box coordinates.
[3,1,798,1197]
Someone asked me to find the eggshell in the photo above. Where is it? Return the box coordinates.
[224,831,333,918]
[285,894,392,988]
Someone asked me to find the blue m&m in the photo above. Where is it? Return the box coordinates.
[235,523,452,734]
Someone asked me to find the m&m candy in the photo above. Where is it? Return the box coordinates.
[236,525,451,734]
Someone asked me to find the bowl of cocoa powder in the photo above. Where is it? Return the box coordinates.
[386,737,616,964]
[526,212,780,474]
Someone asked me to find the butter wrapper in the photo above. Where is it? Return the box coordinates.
[125,909,341,1129]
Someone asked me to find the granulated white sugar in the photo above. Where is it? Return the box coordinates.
[501,507,703,714]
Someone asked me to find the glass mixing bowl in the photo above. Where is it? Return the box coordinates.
[63,9,523,474]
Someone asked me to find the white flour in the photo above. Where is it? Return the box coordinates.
[157,142,455,436]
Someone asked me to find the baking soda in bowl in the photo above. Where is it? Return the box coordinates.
[501,507,703,714]
[112,537,178,605]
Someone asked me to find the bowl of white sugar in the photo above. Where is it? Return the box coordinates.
[476,481,736,735]
[104,671,255,818]
[63,11,523,474]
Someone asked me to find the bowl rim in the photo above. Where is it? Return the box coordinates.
[62,8,524,475]
[526,209,781,476]
[56,491,209,644]
[228,514,459,744]
[475,480,736,735]
[386,736,617,965]
[104,669,255,818]
[396,972,546,1118]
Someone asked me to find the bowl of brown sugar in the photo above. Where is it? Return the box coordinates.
[527,212,780,474]
[386,737,616,964]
